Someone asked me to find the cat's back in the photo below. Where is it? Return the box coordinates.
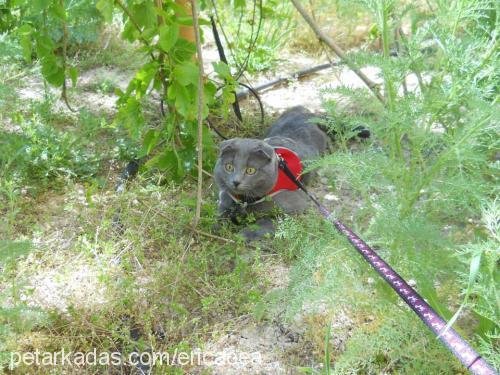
[265,106,315,138]
[265,106,328,158]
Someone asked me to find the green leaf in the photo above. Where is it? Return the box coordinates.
[176,139,196,178]
[139,129,160,157]
[171,38,196,63]
[203,81,217,106]
[19,36,32,63]
[202,124,216,169]
[168,1,188,16]
[69,67,78,87]
[40,56,65,87]
[234,0,246,9]
[134,61,159,97]
[168,81,192,118]
[49,2,66,20]
[176,16,194,26]
[198,18,211,26]
[131,2,156,29]
[114,97,145,140]
[35,34,54,58]
[122,21,139,42]
[440,251,483,337]
[17,25,33,63]
[173,62,199,86]
[156,149,178,173]
[154,7,171,21]
[85,180,100,208]
[96,0,114,22]
[32,0,51,13]
[213,61,232,80]
[158,23,179,52]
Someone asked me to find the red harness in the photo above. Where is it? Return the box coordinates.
[269,147,302,194]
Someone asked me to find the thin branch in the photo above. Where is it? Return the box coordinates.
[194,229,235,243]
[290,0,385,104]
[60,0,76,112]
[191,0,205,228]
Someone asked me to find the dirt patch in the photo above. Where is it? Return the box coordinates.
[77,66,131,92]
[199,262,354,374]
[23,262,109,314]
[257,64,384,115]
[15,66,134,116]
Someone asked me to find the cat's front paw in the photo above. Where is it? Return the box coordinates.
[240,218,275,242]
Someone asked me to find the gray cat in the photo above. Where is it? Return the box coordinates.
[214,106,331,238]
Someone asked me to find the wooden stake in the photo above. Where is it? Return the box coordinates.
[176,0,196,43]
[191,0,204,228]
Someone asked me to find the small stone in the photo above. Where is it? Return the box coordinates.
[408,279,417,287]
[367,277,375,285]
[324,193,339,201]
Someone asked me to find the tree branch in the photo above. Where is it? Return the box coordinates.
[290,0,385,104]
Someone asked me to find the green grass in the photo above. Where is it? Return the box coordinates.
[0,177,268,373]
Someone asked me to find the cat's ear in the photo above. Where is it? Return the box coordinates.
[253,146,273,162]
[219,140,235,155]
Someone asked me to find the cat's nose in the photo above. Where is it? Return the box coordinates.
[232,180,241,188]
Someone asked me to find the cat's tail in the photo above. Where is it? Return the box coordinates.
[316,118,371,140]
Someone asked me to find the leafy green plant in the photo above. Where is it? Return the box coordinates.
[0,113,102,193]
[272,0,498,372]
[2,0,240,182]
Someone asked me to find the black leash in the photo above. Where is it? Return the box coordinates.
[277,158,497,375]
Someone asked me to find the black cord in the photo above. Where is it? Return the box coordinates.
[237,82,265,125]
[209,0,244,76]
[209,0,263,82]
[210,16,243,122]
[207,118,228,140]
[160,99,166,117]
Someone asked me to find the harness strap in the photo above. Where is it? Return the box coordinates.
[277,158,497,375]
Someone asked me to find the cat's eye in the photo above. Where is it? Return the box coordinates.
[246,167,256,175]
[225,163,234,172]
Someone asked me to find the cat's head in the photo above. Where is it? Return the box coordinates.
[214,138,278,198]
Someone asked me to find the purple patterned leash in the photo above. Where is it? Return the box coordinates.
[277,158,497,375]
